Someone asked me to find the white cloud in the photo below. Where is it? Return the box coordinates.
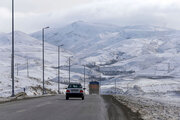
[0,0,180,33]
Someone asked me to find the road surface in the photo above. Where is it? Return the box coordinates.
[0,95,141,120]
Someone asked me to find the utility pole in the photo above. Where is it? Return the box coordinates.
[69,57,71,84]
[11,0,15,97]
[115,78,117,95]
[99,66,101,95]
[27,58,29,77]
[84,65,86,89]
[42,26,49,95]
[57,45,63,94]
[99,73,101,94]
[58,46,60,94]
[168,63,170,73]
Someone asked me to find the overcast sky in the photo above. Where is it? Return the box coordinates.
[0,0,180,33]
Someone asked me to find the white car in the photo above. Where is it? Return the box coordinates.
[66,83,84,100]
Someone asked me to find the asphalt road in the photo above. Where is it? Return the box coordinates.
[0,95,141,120]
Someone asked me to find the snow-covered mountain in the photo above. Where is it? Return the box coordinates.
[1,21,180,104]
[31,21,180,77]
[31,21,180,105]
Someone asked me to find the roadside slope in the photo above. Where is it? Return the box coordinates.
[102,95,142,120]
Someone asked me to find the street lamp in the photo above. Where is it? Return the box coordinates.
[11,0,15,97]
[69,57,71,84]
[58,44,63,94]
[115,78,117,95]
[42,26,49,95]
[99,66,101,95]
[83,65,86,89]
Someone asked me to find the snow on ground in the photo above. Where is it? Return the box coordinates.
[100,76,180,119]
[115,95,180,120]
[101,75,180,105]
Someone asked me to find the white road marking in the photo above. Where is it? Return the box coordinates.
[16,109,27,113]
[36,101,52,108]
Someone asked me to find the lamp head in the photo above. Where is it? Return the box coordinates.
[43,26,50,30]
[45,26,50,29]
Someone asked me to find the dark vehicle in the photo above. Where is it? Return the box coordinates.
[66,83,84,100]
[89,81,99,95]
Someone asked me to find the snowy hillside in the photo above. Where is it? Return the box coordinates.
[1,21,180,106]
[31,21,180,105]
[31,21,180,77]
[0,31,77,97]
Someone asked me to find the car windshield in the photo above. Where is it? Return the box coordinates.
[68,84,82,88]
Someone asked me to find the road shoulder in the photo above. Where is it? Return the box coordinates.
[0,94,55,104]
[102,95,143,120]
[115,95,180,120]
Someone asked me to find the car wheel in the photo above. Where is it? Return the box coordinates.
[82,96,84,100]
[66,96,69,100]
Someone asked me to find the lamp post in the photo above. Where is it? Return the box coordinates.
[115,78,117,95]
[27,58,29,77]
[58,44,63,94]
[84,65,86,89]
[99,66,101,95]
[42,26,49,95]
[69,57,71,84]
[11,0,15,97]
